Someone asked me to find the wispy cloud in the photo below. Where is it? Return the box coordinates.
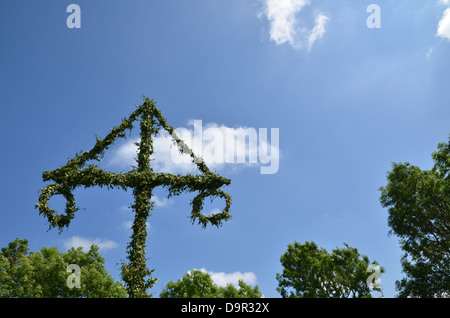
[307,13,329,51]
[63,236,118,251]
[193,268,258,287]
[262,0,329,51]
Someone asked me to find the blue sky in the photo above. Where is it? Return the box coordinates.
[1,0,450,298]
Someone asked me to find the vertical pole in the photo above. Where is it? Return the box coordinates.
[122,99,157,297]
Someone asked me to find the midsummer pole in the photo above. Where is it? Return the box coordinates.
[36,98,232,297]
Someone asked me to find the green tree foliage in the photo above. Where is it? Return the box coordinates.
[0,238,127,298]
[379,135,450,297]
[160,270,262,298]
[35,98,232,297]
[276,241,384,298]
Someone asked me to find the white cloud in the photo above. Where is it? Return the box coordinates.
[119,205,131,212]
[437,8,450,40]
[122,220,133,230]
[107,122,280,175]
[307,13,329,51]
[263,0,329,50]
[63,236,118,251]
[426,1,450,58]
[265,0,309,46]
[152,194,173,207]
[193,268,258,287]
[107,133,198,174]
[208,208,221,216]
[107,138,138,169]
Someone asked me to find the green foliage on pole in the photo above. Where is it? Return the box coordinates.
[35,98,232,297]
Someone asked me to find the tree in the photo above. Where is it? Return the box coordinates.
[379,135,450,297]
[276,241,384,298]
[35,98,232,297]
[0,238,127,298]
[160,270,262,298]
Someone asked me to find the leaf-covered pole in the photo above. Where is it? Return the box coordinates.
[121,100,158,297]
[35,97,232,297]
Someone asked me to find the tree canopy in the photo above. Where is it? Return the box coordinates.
[0,238,127,298]
[276,241,384,298]
[160,269,262,298]
[379,135,450,297]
